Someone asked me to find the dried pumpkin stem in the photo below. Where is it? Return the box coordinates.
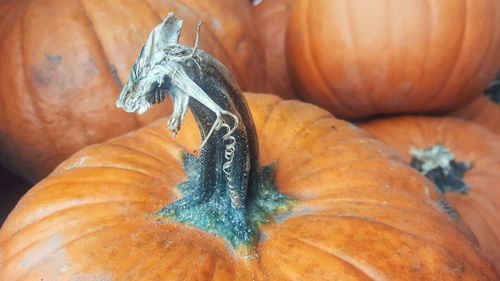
[116,13,291,250]
[409,144,471,219]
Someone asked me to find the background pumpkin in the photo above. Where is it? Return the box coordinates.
[360,116,500,272]
[0,94,497,280]
[452,75,500,135]
[286,0,500,119]
[0,0,266,182]
[251,0,296,99]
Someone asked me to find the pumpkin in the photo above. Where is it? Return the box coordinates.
[251,0,296,99]
[0,16,497,280]
[360,116,500,272]
[286,0,500,119]
[0,0,266,182]
[452,76,500,135]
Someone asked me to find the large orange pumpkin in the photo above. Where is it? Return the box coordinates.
[452,77,500,135]
[251,0,296,99]
[361,116,500,272]
[1,94,498,280]
[0,0,265,182]
[286,0,500,119]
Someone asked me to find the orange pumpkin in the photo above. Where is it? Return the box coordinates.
[452,78,500,135]
[361,116,500,272]
[0,0,265,182]
[286,0,500,119]
[252,0,296,99]
[1,93,498,279]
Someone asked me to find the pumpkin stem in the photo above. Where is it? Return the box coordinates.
[409,145,471,218]
[116,13,291,251]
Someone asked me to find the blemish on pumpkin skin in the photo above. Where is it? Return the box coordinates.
[211,18,222,31]
[45,54,62,64]
[109,65,123,89]
[19,234,72,278]
[274,207,317,224]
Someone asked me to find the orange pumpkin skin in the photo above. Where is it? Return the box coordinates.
[360,116,500,272]
[0,0,265,182]
[286,0,500,119]
[452,95,500,135]
[0,94,497,280]
[252,0,296,99]
[452,77,500,135]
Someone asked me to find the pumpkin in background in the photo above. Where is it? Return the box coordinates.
[0,0,266,182]
[251,0,296,99]
[452,76,500,135]
[1,94,498,280]
[286,0,500,119]
[360,116,500,272]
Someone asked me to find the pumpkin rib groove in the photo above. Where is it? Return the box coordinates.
[429,0,467,110]
[297,214,489,276]
[19,12,54,158]
[302,197,437,218]
[2,208,143,266]
[286,157,402,186]
[13,222,129,281]
[76,0,124,91]
[308,200,477,247]
[3,201,149,250]
[451,7,499,112]
[457,1,500,104]
[414,0,431,109]
[339,0,370,116]
[103,142,178,166]
[289,235,380,280]
[454,195,500,247]
[259,252,312,281]
[308,1,351,116]
[56,163,174,180]
[298,1,339,112]
[171,0,242,85]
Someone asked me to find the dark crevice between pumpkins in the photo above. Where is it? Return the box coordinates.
[115,13,293,253]
[484,75,500,104]
[409,145,471,219]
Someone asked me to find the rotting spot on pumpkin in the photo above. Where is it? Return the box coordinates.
[45,54,62,64]
[211,18,222,31]
[110,65,124,89]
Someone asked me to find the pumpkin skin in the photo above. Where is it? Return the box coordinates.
[286,0,500,119]
[360,116,500,272]
[452,77,500,135]
[252,0,296,99]
[0,94,497,280]
[0,0,266,182]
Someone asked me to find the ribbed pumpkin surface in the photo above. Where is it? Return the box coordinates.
[0,95,497,280]
[286,0,500,119]
[361,116,500,273]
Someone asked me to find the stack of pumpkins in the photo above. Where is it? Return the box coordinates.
[0,0,499,279]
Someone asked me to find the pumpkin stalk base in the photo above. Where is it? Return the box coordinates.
[158,155,292,250]
[410,145,471,218]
